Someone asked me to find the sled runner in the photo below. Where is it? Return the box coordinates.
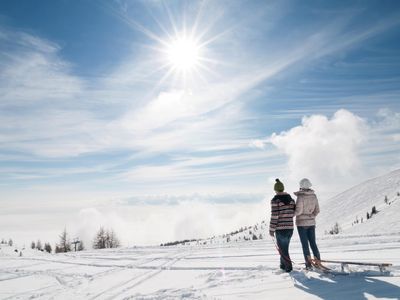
[319,259,392,274]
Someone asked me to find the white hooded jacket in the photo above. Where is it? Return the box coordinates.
[294,189,320,227]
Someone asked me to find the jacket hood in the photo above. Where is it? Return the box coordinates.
[294,188,315,196]
[272,193,293,205]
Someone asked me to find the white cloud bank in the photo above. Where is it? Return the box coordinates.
[0,193,268,248]
[69,199,268,247]
[267,110,367,196]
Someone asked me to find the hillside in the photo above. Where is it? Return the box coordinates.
[318,169,400,235]
[162,169,400,247]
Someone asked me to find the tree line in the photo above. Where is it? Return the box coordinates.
[52,227,120,253]
[3,226,121,255]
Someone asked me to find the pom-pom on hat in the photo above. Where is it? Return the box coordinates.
[299,178,312,189]
[274,178,285,192]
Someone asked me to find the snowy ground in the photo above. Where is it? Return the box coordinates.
[1,233,400,300]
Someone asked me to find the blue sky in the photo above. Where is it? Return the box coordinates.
[1,0,400,245]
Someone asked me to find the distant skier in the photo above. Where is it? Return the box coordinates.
[294,178,321,269]
[269,179,296,272]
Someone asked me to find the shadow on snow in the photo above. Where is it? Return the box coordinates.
[291,271,400,300]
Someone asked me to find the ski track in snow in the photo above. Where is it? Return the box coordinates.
[1,234,400,299]
[89,250,191,300]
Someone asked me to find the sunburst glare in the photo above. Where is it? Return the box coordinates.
[166,36,201,72]
[115,4,223,88]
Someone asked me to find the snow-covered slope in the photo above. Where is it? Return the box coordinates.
[318,169,400,235]
[1,171,400,299]
[1,234,400,299]
[164,169,400,247]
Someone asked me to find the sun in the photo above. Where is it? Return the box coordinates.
[116,6,220,87]
[166,36,201,72]
[143,24,217,86]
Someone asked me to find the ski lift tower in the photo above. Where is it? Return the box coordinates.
[72,238,80,252]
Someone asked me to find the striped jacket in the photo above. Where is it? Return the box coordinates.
[269,192,296,232]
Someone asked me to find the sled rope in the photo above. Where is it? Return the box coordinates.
[271,236,299,266]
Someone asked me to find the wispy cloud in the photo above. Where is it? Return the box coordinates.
[1,1,400,246]
[0,31,83,105]
[1,6,399,160]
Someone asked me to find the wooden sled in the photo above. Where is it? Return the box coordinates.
[319,259,392,274]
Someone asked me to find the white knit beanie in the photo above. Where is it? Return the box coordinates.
[299,178,312,189]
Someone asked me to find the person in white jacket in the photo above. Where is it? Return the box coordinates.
[294,178,321,269]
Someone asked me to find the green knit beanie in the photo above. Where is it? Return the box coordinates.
[274,178,284,192]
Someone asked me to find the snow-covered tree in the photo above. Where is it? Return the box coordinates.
[8,239,13,247]
[106,229,120,248]
[31,241,36,249]
[93,227,121,249]
[93,227,107,249]
[329,222,341,235]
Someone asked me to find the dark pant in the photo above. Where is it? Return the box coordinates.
[297,226,320,265]
[275,229,293,271]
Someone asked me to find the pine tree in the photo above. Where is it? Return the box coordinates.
[93,227,107,249]
[93,227,121,249]
[8,239,13,247]
[384,195,388,204]
[106,229,120,248]
[78,241,85,251]
[371,206,377,215]
[58,228,71,252]
[329,222,341,234]
[36,240,42,250]
[44,243,52,253]
[366,212,370,219]
[31,241,36,249]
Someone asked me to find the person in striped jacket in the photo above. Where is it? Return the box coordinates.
[269,179,296,272]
